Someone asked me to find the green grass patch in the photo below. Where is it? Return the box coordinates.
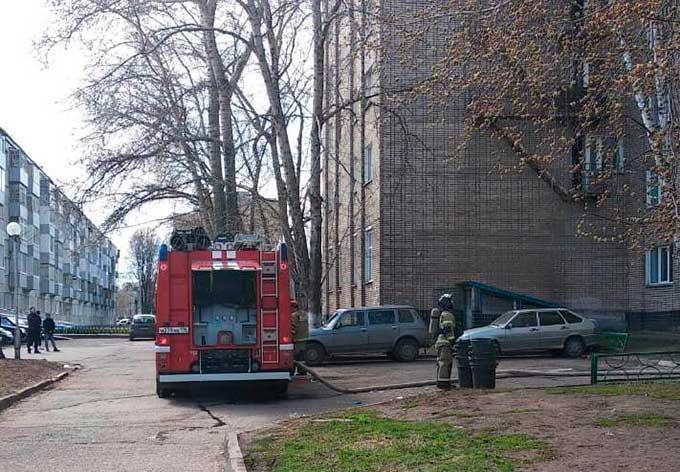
[245,410,550,472]
[594,413,672,428]
[548,382,680,401]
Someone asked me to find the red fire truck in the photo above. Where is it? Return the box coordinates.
[154,231,295,398]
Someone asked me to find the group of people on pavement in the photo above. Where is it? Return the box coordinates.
[25,306,59,354]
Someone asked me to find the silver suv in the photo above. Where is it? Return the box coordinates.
[458,308,598,357]
[304,305,428,366]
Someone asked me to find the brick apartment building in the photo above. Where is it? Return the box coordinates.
[0,128,118,325]
[322,2,677,331]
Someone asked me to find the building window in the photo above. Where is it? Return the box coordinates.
[364,228,373,283]
[364,144,373,184]
[646,246,672,285]
[646,170,662,207]
[584,136,624,173]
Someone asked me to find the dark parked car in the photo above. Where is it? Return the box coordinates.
[304,305,428,365]
[458,308,598,357]
[0,327,13,345]
[129,314,156,341]
[0,315,26,342]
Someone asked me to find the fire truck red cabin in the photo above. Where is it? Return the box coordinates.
[154,236,294,398]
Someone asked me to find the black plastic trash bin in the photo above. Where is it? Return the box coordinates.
[469,338,497,389]
[454,339,473,389]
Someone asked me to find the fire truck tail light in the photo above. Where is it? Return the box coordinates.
[282,335,291,344]
[158,336,169,346]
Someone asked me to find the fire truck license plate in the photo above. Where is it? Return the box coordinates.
[158,327,189,334]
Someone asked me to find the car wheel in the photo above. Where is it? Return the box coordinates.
[563,337,585,358]
[304,343,325,366]
[394,338,419,362]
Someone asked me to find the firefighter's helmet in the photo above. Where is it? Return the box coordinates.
[438,293,454,312]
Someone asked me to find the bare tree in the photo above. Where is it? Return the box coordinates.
[129,229,160,314]
[43,0,252,234]
[392,0,680,244]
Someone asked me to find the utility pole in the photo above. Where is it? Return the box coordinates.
[7,221,22,359]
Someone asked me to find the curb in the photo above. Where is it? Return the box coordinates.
[59,334,129,339]
[0,371,69,412]
[227,432,248,472]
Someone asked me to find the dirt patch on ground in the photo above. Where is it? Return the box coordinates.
[0,359,65,397]
[374,387,680,472]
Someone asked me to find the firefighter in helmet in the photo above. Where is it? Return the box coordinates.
[291,300,308,360]
[434,293,458,390]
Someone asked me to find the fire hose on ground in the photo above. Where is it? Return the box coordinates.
[294,361,673,394]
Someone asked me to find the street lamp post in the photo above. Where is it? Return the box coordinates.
[7,222,22,359]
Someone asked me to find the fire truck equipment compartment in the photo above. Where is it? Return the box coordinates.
[192,270,257,346]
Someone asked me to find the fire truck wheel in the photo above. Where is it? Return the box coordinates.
[304,343,326,366]
[394,338,419,362]
[273,380,289,397]
[156,381,170,398]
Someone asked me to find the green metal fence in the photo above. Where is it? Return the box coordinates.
[591,351,680,384]
[55,325,130,335]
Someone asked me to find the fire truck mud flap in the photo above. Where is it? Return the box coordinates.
[158,372,291,383]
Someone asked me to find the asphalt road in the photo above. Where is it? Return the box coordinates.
[0,339,592,472]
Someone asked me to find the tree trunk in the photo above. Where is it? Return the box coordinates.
[199,0,242,233]
[207,71,228,234]
[246,0,312,313]
[308,0,324,322]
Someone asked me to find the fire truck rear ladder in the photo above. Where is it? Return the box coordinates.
[260,257,279,364]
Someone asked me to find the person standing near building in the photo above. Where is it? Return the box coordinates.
[290,301,308,361]
[26,307,41,354]
[434,294,458,390]
[43,313,59,352]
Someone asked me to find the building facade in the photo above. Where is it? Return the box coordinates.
[0,128,118,325]
[322,1,675,331]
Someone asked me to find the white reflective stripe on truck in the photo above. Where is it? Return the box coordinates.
[279,344,295,351]
[154,345,171,353]
[158,372,291,383]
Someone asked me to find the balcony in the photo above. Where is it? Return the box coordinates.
[9,202,28,220]
[63,286,74,299]
[41,252,56,266]
[40,278,56,295]
[26,275,39,291]
[8,166,29,186]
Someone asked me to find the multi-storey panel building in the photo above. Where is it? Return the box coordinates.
[322,2,674,331]
[0,127,118,324]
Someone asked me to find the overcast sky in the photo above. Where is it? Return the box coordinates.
[0,1,163,280]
